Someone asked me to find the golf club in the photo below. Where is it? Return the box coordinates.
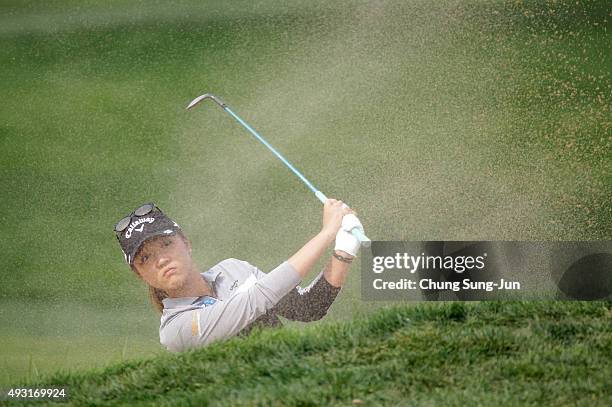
[187,93,371,247]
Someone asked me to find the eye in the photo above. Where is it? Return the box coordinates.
[163,239,173,247]
[140,254,149,263]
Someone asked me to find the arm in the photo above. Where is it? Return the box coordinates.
[170,200,354,350]
[271,201,359,322]
[272,254,354,322]
[287,199,351,277]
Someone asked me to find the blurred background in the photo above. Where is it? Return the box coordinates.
[1,0,609,386]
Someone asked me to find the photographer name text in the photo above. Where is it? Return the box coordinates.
[372,278,521,291]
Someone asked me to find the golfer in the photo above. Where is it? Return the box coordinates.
[114,200,365,352]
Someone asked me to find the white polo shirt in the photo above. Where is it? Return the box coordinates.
[160,258,341,352]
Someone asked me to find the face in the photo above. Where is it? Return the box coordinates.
[132,234,195,292]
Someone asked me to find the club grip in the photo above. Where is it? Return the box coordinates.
[351,227,371,248]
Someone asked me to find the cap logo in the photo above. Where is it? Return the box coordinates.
[125,217,155,239]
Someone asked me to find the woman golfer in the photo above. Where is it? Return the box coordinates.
[114,200,365,352]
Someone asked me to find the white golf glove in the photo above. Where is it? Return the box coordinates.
[334,214,365,257]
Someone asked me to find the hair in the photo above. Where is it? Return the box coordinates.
[130,230,191,314]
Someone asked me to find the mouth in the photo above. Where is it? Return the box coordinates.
[162,267,177,278]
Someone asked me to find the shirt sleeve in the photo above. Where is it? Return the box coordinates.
[254,266,342,322]
[189,260,302,348]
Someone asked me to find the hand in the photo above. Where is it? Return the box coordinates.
[321,198,353,239]
[334,214,364,257]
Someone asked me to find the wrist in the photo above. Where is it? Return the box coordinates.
[334,250,354,259]
[332,250,354,264]
[319,228,337,244]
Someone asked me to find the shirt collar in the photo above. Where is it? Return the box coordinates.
[202,266,223,283]
[161,268,222,310]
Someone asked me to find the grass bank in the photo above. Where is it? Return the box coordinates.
[6,301,611,405]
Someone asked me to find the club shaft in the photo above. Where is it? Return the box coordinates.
[224,107,320,196]
[188,94,371,247]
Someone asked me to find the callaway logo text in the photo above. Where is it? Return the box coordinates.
[125,217,155,238]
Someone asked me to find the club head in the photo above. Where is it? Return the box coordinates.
[186,94,227,110]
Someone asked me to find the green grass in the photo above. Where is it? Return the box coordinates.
[1,0,610,390]
[0,300,163,386]
[1,335,161,387]
[5,301,611,405]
